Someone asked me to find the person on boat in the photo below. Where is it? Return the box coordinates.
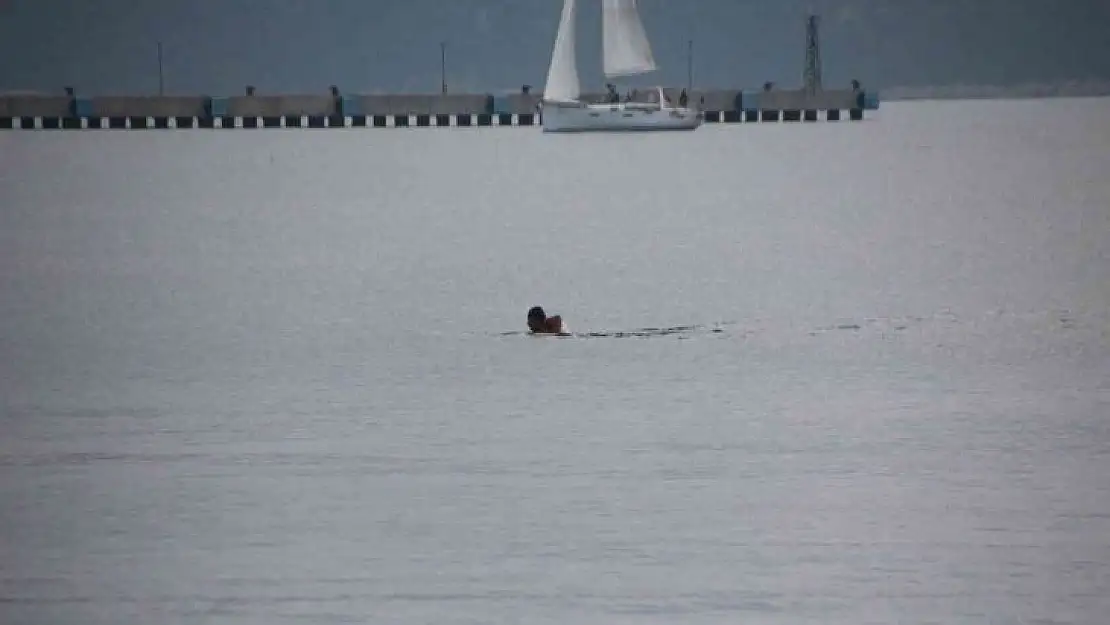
[527,306,565,334]
[679,89,688,107]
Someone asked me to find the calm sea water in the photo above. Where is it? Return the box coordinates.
[2,98,1109,625]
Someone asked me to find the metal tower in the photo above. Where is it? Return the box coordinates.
[804,14,822,95]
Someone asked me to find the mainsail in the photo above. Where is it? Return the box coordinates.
[544,0,581,102]
[602,0,657,77]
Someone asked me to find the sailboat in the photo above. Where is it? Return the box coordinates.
[541,0,702,133]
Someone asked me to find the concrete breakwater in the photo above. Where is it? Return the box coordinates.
[0,88,878,130]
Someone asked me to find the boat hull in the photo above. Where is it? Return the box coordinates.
[541,101,702,133]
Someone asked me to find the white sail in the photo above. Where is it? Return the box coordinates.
[602,0,657,78]
[543,0,580,102]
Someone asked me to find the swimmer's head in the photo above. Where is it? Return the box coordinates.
[527,306,546,331]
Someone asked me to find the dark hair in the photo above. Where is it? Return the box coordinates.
[527,306,545,321]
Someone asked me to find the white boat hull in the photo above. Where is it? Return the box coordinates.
[541,101,702,133]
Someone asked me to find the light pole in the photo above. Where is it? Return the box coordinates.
[687,39,693,92]
[157,41,165,96]
[440,41,447,94]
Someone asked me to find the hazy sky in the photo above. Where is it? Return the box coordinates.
[2,0,1108,96]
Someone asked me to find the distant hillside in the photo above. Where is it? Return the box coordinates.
[880,80,1110,101]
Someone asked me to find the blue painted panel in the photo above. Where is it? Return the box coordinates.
[206,97,228,117]
[740,91,758,111]
[340,95,360,116]
[864,91,880,110]
[493,96,513,114]
[72,98,93,117]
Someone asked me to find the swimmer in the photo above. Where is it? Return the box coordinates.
[527,306,565,334]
